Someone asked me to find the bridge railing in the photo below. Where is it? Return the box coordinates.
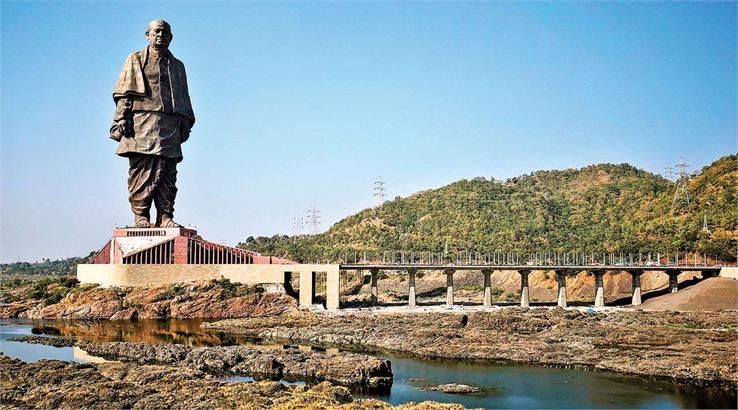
[328,250,732,267]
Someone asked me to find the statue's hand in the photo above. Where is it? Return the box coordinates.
[110,127,123,142]
[111,118,133,141]
[118,118,133,138]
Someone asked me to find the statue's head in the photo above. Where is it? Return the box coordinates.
[145,19,172,50]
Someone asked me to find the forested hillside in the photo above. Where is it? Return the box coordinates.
[0,256,88,279]
[240,155,737,262]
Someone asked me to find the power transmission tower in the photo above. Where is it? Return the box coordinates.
[702,214,711,234]
[306,206,321,234]
[292,216,303,235]
[373,176,386,205]
[671,158,690,210]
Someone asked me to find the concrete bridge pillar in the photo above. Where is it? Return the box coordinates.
[631,271,643,306]
[408,268,417,308]
[445,269,455,307]
[326,266,340,311]
[593,270,605,308]
[370,268,379,306]
[519,270,530,308]
[298,271,315,307]
[482,270,493,307]
[668,271,680,293]
[555,270,568,308]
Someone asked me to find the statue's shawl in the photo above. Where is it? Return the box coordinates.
[112,47,195,125]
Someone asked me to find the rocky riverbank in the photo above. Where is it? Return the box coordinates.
[0,354,460,409]
[204,308,738,388]
[0,279,294,320]
[7,336,392,390]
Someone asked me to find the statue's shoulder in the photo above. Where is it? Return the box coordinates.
[123,48,146,64]
[132,49,146,59]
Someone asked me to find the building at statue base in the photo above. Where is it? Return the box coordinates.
[77,227,339,310]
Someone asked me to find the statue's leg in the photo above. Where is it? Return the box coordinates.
[153,157,179,228]
[128,154,155,228]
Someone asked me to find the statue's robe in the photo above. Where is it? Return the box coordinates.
[110,46,195,223]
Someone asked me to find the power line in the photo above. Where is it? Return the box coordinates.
[291,216,304,235]
[664,166,675,181]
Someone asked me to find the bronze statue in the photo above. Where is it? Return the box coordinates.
[110,19,195,228]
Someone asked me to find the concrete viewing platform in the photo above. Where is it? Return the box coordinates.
[78,226,342,310]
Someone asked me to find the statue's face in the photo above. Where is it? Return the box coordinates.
[146,22,172,50]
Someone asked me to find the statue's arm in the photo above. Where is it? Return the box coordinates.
[110,97,133,141]
[179,65,194,143]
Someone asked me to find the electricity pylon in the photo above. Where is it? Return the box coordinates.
[373,176,386,205]
[671,158,690,211]
[307,206,321,234]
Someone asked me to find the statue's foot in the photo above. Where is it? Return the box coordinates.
[134,216,151,228]
[158,216,180,228]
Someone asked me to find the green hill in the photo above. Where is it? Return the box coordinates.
[241,155,737,263]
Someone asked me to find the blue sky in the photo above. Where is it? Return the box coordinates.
[1,1,736,262]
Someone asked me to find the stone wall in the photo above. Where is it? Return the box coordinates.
[77,263,341,310]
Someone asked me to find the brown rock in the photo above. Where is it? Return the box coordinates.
[206,309,738,387]
[0,354,411,409]
[3,281,296,320]
[109,308,139,320]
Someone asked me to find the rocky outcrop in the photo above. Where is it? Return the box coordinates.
[7,336,76,347]
[205,309,738,387]
[0,354,458,409]
[8,338,392,391]
[1,280,296,320]
[425,384,481,394]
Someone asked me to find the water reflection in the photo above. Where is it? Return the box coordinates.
[23,318,276,348]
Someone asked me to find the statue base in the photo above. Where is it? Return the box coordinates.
[77,226,340,310]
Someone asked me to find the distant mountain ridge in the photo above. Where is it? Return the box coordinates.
[240,154,737,263]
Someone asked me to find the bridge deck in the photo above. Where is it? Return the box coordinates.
[339,264,721,272]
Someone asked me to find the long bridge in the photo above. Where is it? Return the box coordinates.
[293,251,731,310]
[334,263,722,310]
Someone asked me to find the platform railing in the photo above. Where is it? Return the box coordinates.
[328,250,732,267]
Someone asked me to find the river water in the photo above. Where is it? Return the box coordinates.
[0,318,734,409]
